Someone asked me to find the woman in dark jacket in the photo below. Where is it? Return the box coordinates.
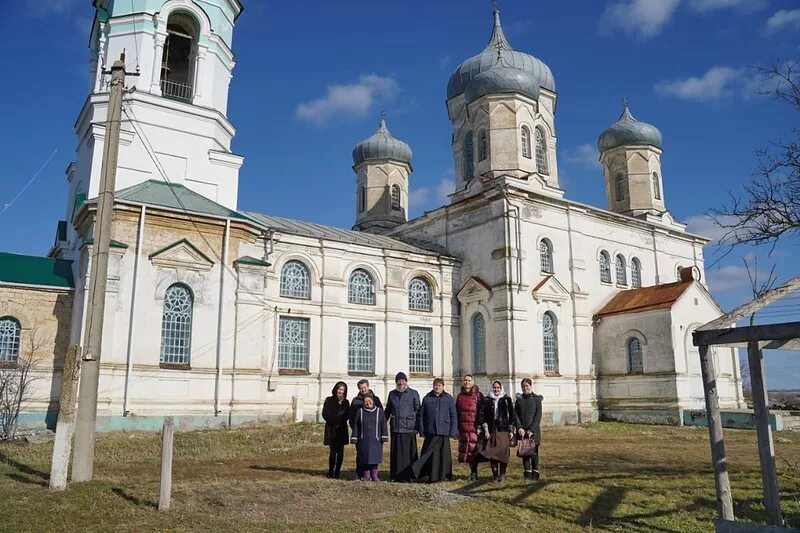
[514,378,543,480]
[322,381,349,478]
[479,380,518,482]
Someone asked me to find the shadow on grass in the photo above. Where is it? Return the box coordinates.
[111,487,157,509]
[7,472,47,487]
[250,464,358,480]
[577,485,627,526]
[0,451,49,481]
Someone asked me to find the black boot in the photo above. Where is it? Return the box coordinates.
[498,463,507,482]
[490,462,499,482]
[334,452,344,479]
[327,451,336,478]
[531,453,540,481]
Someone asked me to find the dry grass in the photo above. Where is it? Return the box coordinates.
[0,422,798,532]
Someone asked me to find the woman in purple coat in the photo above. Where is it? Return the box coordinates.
[350,395,389,481]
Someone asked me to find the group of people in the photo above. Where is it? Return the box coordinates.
[321,373,543,483]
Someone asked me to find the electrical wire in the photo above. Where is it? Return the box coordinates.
[0,148,58,217]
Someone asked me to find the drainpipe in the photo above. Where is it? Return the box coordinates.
[501,188,518,394]
[566,206,583,422]
[214,218,230,416]
[651,228,660,284]
[123,205,146,416]
[317,238,325,421]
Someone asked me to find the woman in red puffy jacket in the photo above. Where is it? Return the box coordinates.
[456,374,484,481]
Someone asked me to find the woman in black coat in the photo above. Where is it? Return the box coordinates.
[322,381,349,478]
[479,380,517,482]
[514,378,543,480]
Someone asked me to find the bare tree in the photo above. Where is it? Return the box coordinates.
[0,326,49,441]
[711,61,799,252]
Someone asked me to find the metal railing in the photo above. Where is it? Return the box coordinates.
[160,78,194,103]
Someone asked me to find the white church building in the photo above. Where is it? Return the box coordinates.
[0,0,744,431]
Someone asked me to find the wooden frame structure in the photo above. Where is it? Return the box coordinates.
[693,274,800,531]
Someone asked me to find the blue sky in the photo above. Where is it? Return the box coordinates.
[1,0,798,387]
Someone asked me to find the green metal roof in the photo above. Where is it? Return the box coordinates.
[0,252,74,289]
[234,255,271,267]
[84,238,129,249]
[111,180,249,220]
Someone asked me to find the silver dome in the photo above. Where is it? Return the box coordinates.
[464,64,541,104]
[598,105,663,152]
[352,119,413,167]
[447,10,555,101]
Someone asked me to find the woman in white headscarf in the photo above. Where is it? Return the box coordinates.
[478,380,518,482]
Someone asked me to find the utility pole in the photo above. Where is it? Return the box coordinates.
[72,53,129,482]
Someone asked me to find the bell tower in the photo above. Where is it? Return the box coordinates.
[66,0,244,236]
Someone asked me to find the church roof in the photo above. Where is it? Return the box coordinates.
[594,280,692,318]
[0,252,74,289]
[352,119,413,167]
[111,180,249,220]
[245,212,453,258]
[598,104,663,152]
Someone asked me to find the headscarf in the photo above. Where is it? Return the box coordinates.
[486,380,505,418]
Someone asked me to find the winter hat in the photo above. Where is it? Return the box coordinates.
[395,372,408,383]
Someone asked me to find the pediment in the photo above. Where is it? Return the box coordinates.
[457,276,492,303]
[532,275,569,304]
[149,239,214,271]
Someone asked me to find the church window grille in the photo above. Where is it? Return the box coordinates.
[627,337,643,373]
[409,327,433,375]
[535,127,549,174]
[615,173,625,201]
[463,132,475,179]
[0,317,21,363]
[521,126,532,159]
[653,172,661,200]
[348,269,375,305]
[160,12,199,103]
[599,251,612,283]
[477,129,487,162]
[616,254,627,286]
[631,258,642,288]
[391,184,401,210]
[471,313,486,374]
[543,312,558,373]
[348,322,375,373]
[280,260,311,299]
[160,284,193,365]
[278,316,309,370]
[408,277,433,311]
[540,239,554,274]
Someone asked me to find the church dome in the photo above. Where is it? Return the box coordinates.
[598,104,662,152]
[464,64,541,104]
[447,10,555,102]
[352,119,413,167]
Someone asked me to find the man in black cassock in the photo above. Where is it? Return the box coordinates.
[412,377,458,482]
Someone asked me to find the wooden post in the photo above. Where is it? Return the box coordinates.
[699,345,735,521]
[49,345,81,491]
[158,417,174,511]
[747,341,783,526]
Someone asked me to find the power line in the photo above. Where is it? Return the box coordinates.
[0,148,58,217]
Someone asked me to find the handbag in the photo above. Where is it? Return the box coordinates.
[508,432,518,448]
[517,437,537,458]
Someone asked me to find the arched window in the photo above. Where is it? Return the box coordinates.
[521,126,532,159]
[160,284,193,365]
[348,268,375,305]
[652,172,661,200]
[390,184,401,210]
[471,313,486,374]
[539,239,554,274]
[280,260,311,299]
[599,250,612,283]
[631,257,642,288]
[463,132,474,179]
[543,311,558,373]
[616,254,627,285]
[358,186,366,213]
[627,337,643,373]
[408,277,432,311]
[535,127,549,174]
[160,12,200,103]
[0,317,21,362]
[477,129,487,162]
[615,173,625,202]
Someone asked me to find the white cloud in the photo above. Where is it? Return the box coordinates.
[654,66,767,102]
[29,0,74,16]
[561,144,601,169]
[688,0,766,13]
[766,9,800,34]
[409,171,454,213]
[295,75,398,126]
[599,0,681,39]
[684,214,738,242]
[706,265,760,292]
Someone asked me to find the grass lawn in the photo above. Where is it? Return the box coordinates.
[0,422,798,532]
